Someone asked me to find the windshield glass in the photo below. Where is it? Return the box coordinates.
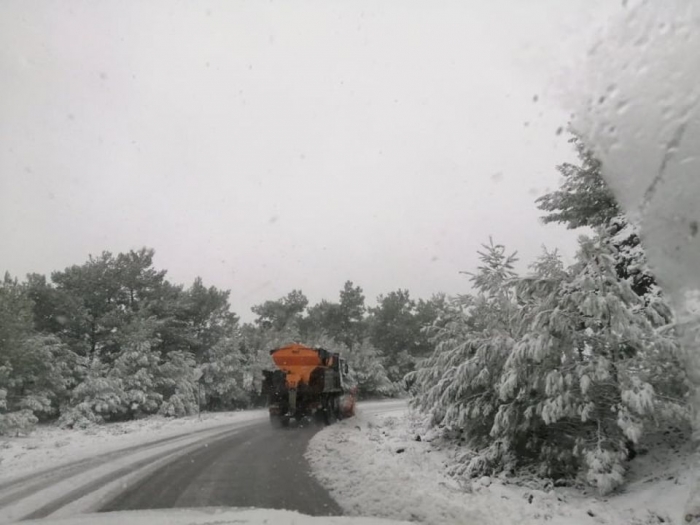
[1,2,698,525]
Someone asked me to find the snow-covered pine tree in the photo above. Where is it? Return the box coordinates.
[606,216,687,426]
[536,134,670,310]
[410,234,685,492]
[158,350,198,417]
[502,234,684,493]
[536,134,620,230]
[343,340,395,398]
[108,316,165,418]
[62,314,201,423]
[60,358,125,427]
[411,239,520,471]
[0,274,82,434]
[368,289,445,384]
[199,335,249,410]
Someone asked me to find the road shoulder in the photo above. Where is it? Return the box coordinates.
[306,403,687,524]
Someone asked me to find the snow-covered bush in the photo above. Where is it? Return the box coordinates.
[0,388,35,436]
[63,360,126,424]
[112,343,163,418]
[159,393,194,418]
[63,326,199,422]
[199,337,249,410]
[344,340,396,398]
[58,402,102,429]
[0,408,38,437]
[158,350,198,416]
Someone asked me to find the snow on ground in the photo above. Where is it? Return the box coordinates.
[308,403,691,525]
[23,507,412,525]
[0,409,266,483]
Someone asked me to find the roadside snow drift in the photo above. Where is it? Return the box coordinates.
[19,507,412,525]
[307,404,690,525]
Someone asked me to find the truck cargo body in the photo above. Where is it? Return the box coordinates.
[261,343,349,427]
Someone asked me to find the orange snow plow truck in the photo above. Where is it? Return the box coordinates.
[261,343,355,427]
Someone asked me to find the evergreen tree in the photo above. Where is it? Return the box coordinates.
[157,350,198,417]
[366,291,447,383]
[344,340,395,399]
[503,235,683,492]
[414,294,450,359]
[336,281,366,350]
[50,252,124,358]
[182,277,239,360]
[114,248,167,311]
[299,299,338,341]
[111,315,165,418]
[411,240,520,448]
[60,314,199,425]
[536,133,662,301]
[536,134,620,229]
[251,290,308,332]
[411,237,686,493]
[296,282,367,350]
[369,290,419,383]
[0,274,81,434]
[199,334,249,410]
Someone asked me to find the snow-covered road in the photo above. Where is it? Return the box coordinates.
[0,401,407,524]
[100,417,341,516]
[0,412,268,523]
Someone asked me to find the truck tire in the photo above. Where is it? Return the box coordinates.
[333,395,341,420]
[313,409,326,426]
[324,396,340,425]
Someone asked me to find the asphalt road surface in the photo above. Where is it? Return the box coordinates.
[100,418,342,516]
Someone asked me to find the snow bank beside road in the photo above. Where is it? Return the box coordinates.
[308,405,689,525]
[22,507,412,525]
[0,409,266,483]
[307,404,486,524]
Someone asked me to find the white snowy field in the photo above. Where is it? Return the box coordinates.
[307,402,692,525]
[0,409,267,483]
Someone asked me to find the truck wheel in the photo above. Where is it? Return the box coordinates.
[313,409,325,426]
[324,398,337,425]
[334,396,342,420]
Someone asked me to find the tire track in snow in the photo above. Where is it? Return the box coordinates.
[0,418,264,524]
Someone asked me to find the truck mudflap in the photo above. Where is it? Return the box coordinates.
[340,392,356,418]
[288,388,297,415]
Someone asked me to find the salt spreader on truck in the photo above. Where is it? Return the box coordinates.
[261,343,355,427]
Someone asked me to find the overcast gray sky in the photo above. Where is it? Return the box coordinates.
[0,0,621,320]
